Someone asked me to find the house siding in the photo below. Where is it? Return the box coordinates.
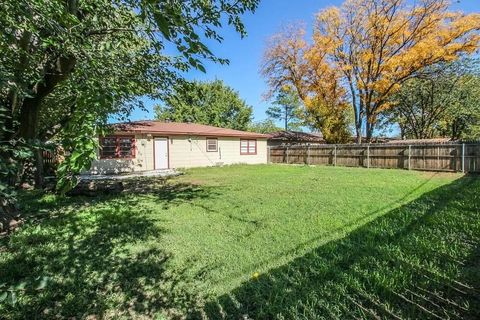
[169,136,267,168]
[88,134,267,174]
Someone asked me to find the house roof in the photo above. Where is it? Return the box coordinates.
[110,121,269,138]
[267,130,325,143]
[384,138,453,144]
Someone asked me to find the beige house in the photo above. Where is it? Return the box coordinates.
[89,121,268,174]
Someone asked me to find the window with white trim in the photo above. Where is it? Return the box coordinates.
[240,139,256,155]
[206,138,218,152]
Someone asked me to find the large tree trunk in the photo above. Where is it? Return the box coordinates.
[348,78,362,144]
[355,122,362,144]
[352,99,362,144]
[18,97,42,140]
[366,123,373,142]
[18,96,43,188]
[16,55,76,188]
[399,124,405,140]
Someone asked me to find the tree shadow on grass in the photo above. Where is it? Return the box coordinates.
[1,180,219,319]
[18,177,220,220]
[199,176,480,319]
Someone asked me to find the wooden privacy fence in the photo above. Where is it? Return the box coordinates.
[268,143,480,173]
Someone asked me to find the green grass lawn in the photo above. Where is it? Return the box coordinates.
[1,165,479,319]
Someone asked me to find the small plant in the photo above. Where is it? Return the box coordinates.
[0,276,49,306]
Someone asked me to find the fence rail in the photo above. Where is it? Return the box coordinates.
[268,143,480,173]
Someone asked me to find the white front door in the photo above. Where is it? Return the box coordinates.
[154,138,169,169]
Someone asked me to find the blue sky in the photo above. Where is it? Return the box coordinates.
[126,0,478,131]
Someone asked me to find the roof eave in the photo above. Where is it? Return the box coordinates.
[113,130,268,139]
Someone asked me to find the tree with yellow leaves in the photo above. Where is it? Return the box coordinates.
[261,25,352,143]
[262,0,480,143]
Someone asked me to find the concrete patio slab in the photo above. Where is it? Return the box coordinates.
[79,169,182,181]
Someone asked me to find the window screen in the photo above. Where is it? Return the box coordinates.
[100,136,135,159]
[240,139,256,155]
[206,138,218,152]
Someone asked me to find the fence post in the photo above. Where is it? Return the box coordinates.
[462,143,465,173]
[334,145,337,167]
[437,146,440,170]
[307,145,310,165]
[367,144,370,169]
[286,146,289,164]
[408,145,411,170]
[267,146,271,164]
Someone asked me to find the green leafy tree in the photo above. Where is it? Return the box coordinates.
[0,0,258,222]
[266,87,303,131]
[155,80,253,130]
[439,76,480,140]
[248,119,282,134]
[0,0,259,218]
[388,59,480,140]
